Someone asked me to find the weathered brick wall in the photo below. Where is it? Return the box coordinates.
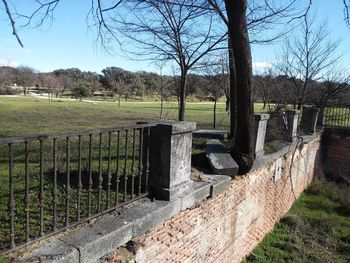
[120,138,320,263]
[321,128,350,180]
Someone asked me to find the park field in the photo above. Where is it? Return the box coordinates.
[0,95,265,137]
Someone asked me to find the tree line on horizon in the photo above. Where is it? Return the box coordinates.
[1,64,349,111]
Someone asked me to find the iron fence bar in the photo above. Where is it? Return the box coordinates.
[24,141,30,242]
[115,131,121,206]
[106,132,112,209]
[88,134,93,217]
[344,108,347,127]
[138,128,144,196]
[39,139,45,237]
[131,129,136,199]
[52,138,58,231]
[98,133,103,213]
[123,130,129,202]
[8,143,15,249]
[65,137,71,227]
[77,135,82,221]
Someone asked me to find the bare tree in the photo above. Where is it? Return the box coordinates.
[112,1,226,120]
[41,74,63,101]
[277,15,342,110]
[306,67,350,124]
[202,52,229,129]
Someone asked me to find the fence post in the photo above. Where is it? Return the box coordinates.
[286,110,300,142]
[299,106,320,134]
[254,113,270,158]
[139,120,196,201]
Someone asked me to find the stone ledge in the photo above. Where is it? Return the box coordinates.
[193,130,229,140]
[204,174,232,197]
[15,239,79,263]
[252,133,320,170]
[180,181,211,210]
[138,120,196,134]
[13,179,227,263]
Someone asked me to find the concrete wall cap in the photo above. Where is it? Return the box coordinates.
[255,113,270,121]
[286,109,300,114]
[138,120,196,134]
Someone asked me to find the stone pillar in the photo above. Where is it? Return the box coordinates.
[285,110,299,142]
[299,106,320,134]
[139,120,196,201]
[254,113,270,158]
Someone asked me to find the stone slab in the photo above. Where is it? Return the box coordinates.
[61,214,133,263]
[204,174,232,197]
[180,181,211,210]
[15,239,79,263]
[131,199,182,237]
[193,130,229,140]
[154,180,193,201]
[205,139,239,177]
[138,120,196,134]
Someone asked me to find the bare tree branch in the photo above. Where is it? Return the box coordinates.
[2,0,23,47]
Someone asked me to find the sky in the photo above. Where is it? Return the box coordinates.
[0,0,350,75]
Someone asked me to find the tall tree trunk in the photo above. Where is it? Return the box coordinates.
[225,0,255,174]
[228,37,237,140]
[178,69,188,121]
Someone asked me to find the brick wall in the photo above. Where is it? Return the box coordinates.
[321,128,350,180]
[102,138,320,263]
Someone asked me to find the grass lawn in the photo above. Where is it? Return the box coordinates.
[244,182,350,263]
[0,96,268,137]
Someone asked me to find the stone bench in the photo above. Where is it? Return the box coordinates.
[205,139,239,177]
[193,129,229,140]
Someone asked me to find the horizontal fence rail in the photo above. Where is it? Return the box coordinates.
[0,124,154,252]
[323,107,350,128]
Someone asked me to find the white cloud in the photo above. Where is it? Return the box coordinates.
[0,55,20,68]
[252,61,274,75]
[253,62,273,70]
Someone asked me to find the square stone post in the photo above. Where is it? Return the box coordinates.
[254,113,270,158]
[285,110,300,142]
[139,120,196,201]
[299,106,320,134]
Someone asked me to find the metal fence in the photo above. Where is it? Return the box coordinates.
[0,123,154,252]
[323,107,350,128]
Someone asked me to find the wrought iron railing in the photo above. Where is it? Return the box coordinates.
[0,123,154,252]
[323,107,350,128]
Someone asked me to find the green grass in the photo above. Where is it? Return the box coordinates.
[244,181,350,263]
[0,96,268,136]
